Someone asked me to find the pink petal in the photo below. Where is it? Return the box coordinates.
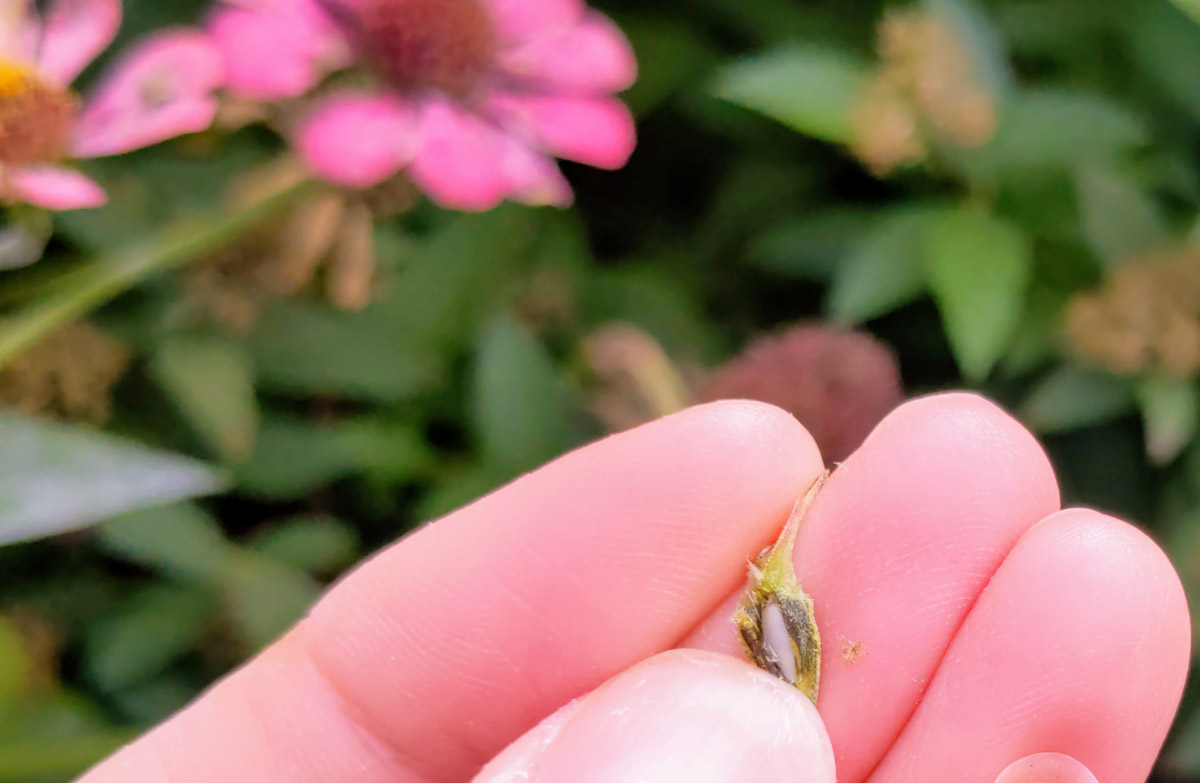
[35,0,122,86]
[408,99,512,211]
[73,30,225,158]
[296,92,417,188]
[498,139,573,207]
[1,0,41,64]
[498,13,636,95]
[208,8,320,100]
[484,0,583,44]
[208,0,347,100]
[487,93,636,169]
[5,165,107,210]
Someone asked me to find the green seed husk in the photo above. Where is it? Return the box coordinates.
[733,471,829,703]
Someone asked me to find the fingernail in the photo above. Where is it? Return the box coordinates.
[473,650,834,783]
[995,753,1100,783]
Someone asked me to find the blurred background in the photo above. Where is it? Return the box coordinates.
[4,0,1200,779]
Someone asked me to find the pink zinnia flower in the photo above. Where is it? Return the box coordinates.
[0,0,224,210]
[210,0,637,210]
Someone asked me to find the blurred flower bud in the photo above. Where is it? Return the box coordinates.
[188,162,396,328]
[583,323,693,432]
[850,74,926,176]
[1066,248,1200,377]
[0,607,63,694]
[0,211,52,270]
[699,325,903,463]
[0,322,130,425]
[850,7,997,176]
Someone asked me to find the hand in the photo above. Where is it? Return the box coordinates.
[77,395,1190,783]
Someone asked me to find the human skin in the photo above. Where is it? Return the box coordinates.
[76,394,1190,783]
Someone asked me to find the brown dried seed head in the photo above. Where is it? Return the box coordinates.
[0,322,130,424]
[1064,248,1200,377]
[850,73,926,176]
[855,7,997,172]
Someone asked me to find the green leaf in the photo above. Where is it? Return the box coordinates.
[250,300,442,402]
[1131,1,1200,122]
[0,415,225,547]
[998,283,1067,378]
[236,416,352,498]
[0,731,133,781]
[924,209,1031,380]
[621,18,716,116]
[749,209,874,280]
[965,90,1148,176]
[377,206,546,351]
[1075,168,1169,265]
[236,415,432,499]
[581,264,720,358]
[0,691,133,780]
[108,675,197,725]
[712,45,869,143]
[828,207,939,323]
[84,585,215,690]
[1137,377,1199,465]
[221,551,320,650]
[249,515,360,575]
[1163,699,1200,778]
[150,334,259,463]
[1170,0,1200,23]
[1021,367,1137,434]
[417,464,512,522]
[335,417,435,483]
[251,206,554,400]
[0,689,108,739]
[472,316,583,472]
[98,504,234,584]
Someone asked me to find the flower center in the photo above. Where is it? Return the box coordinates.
[0,60,75,167]
[358,0,496,97]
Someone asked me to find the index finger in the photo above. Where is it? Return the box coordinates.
[79,400,824,783]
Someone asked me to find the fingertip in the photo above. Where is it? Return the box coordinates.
[872,506,1191,783]
[995,753,1100,783]
[302,399,828,780]
[669,398,824,471]
[863,391,1060,510]
[474,650,836,783]
[1025,507,1191,675]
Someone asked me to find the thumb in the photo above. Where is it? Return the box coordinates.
[472,649,835,783]
[995,754,1100,783]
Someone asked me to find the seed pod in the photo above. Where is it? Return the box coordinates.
[733,471,828,702]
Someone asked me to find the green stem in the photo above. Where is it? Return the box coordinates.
[0,179,314,367]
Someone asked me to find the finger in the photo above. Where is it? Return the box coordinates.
[994,754,1100,783]
[869,509,1190,783]
[472,650,837,783]
[681,393,1061,783]
[78,401,824,783]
